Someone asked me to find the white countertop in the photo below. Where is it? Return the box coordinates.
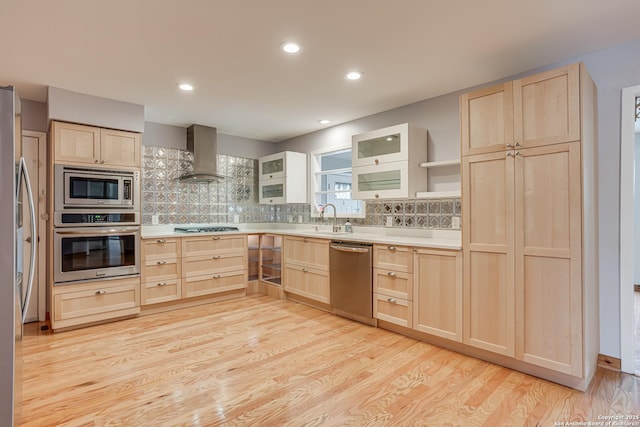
[142,223,461,250]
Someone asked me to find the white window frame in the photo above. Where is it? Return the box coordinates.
[309,144,366,219]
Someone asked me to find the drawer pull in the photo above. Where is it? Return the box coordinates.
[213,274,221,279]
[95,290,107,295]
[375,194,379,198]
[212,236,221,240]
[302,268,309,273]
[156,239,166,243]
[387,245,396,251]
[387,272,397,278]
[157,282,167,287]
[157,260,167,265]
[374,159,379,165]
[212,255,221,260]
[387,297,397,305]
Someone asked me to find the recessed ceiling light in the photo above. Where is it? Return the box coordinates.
[178,83,194,91]
[281,42,302,54]
[318,119,331,125]
[345,71,363,80]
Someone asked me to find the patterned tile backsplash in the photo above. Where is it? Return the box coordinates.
[141,145,461,229]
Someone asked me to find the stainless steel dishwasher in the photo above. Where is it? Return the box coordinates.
[329,241,374,325]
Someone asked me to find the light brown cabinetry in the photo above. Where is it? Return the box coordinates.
[51,277,140,330]
[52,121,141,168]
[461,62,598,386]
[413,248,462,342]
[373,244,412,327]
[141,238,182,305]
[283,236,330,303]
[182,235,247,299]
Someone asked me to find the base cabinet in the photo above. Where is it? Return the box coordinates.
[283,236,330,303]
[52,277,140,330]
[413,248,462,342]
[373,244,412,327]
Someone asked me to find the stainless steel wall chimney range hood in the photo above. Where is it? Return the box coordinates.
[179,124,227,182]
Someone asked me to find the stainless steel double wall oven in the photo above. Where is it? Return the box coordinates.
[53,165,141,284]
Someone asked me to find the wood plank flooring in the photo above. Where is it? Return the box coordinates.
[19,295,640,426]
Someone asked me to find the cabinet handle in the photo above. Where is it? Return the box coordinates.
[157,282,167,287]
[515,142,521,147]
[506,152,514,158]
[269,174,273,178]
[387,272,397,278]
[100,160,105,164]
[95,290,106,295]
[157,260,167,265]
[212,236,220,240]
[213,274,221,279]
[302,268,309,273]
[156,239,166,243]
[387,245,396,251]
[515,151,522,157]
[374,159,379,165]
[375,194,379,198]
[387,298,397,305]
[94,159,99,163]
[212,255,221,260]
[506,144,514,148]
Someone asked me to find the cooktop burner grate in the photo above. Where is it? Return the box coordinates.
[174,226,240,233]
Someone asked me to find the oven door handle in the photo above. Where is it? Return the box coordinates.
[55,227,140,235]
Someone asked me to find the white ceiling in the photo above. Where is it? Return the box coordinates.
[2,0,640,142]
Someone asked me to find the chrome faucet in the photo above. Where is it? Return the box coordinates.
[320,203,341,232]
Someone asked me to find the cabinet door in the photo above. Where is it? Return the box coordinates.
[413,249,462,341]
[462,151,515,356]
[100,128,141,168]
[352,123,409,167]
[513,63,580,148]
[283,264,330,303]
[460,82,514,156]
[259,178,286,204]
[53,121,101,165]
[352,161,408,200]
[259,152,286,179]
[142,279,181,305]
[515,142,582,375]
[283,236,329,270]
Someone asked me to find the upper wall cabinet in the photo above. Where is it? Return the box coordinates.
[460,63,580,156]
[52,121,141,169]
[258,151,307,204]
[351,123,428,200]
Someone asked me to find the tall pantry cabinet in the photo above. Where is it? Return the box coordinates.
[460,63,599,390]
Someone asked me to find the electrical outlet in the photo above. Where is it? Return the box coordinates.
[233,214,240,223]
[385,216,393,227]
[288,215,293,222]
[451,216,461,229]
[151,214,159,225]
[298,215,303,223]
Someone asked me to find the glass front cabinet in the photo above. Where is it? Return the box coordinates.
[351,123,428,199]
[258,151,307,204]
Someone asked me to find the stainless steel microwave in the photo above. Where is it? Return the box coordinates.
[55,165,139,211]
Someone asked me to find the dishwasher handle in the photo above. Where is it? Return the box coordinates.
[330,244,371,254]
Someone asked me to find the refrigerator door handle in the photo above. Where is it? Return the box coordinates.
[18,157,36,323]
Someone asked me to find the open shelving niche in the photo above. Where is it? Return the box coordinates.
[415,159,461,199]
[259,234,282,286]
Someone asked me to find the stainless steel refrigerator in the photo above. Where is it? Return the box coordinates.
[1,86,36,426]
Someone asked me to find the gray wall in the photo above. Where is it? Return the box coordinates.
[278,37,640,359]
[144,121,277,158]
[48,87,144,132]
[21,99,47,132]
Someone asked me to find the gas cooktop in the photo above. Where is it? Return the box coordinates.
[174,226,240,233]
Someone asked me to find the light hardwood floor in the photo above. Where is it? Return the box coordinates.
[20,295,640,426]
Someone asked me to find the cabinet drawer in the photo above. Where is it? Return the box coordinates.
[52,277,140,329]
[374,293,412,328]
[373,244,412,272]
[142,258,180,282]
[183,253,246,277]
[183,271,247,299]
[283,264,330,304]
[142,238,180,260]
[182,235,246,257]
[283,236,329,270]
[142,278,181,305]
[373,268,413,300]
